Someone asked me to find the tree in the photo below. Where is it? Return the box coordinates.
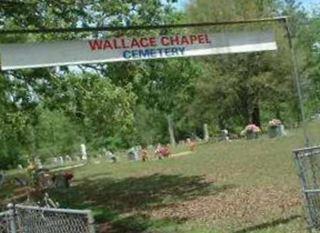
[0,0,181,165]
[130,58,200,145]
[0,74,36,169]
[34,107,81,159]
[52,73,137,149]
[186,0,306,130]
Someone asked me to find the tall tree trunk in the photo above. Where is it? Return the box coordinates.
[241,90,251,125]
[275,107,281,120]
[166,114,176,147]
[251,101,261,127]
[218,117,224,130]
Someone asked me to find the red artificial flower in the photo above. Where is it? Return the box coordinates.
[63,172,74,181]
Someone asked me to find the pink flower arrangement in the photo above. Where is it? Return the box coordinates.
[241,124,261,136]
[245,124,261,133]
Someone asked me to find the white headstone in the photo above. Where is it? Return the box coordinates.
[221,129,230,141]
[17,164,23,170]
[203,123,210,142]
[279,124,287,136]
[81,144,87,160]
[135,147,141,160]
[58,156,64,166]
[107,151,113,158]
[127,147,139,161]
[35,157,43,169]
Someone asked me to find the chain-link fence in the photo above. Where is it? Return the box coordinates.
[0,204,94,233]
[0,211,10,233]
[293,146,320,232]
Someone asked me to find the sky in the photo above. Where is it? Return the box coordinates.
[174,0,320,11]
[299,0,320,8]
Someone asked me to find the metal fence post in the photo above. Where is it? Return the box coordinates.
[293,146,320,232]
[283,17,310,146]
[293,150,314,233]
[7,203,16,233]
[87,211,95,233]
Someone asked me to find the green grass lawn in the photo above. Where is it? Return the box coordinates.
[3,121,320,232]
[48,121,320,233]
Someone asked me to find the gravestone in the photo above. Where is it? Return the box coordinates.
[279,124,287,136]
[127,149,134,160]
[53,157,58,165]
[107,151,117,163]
[203,123,210,142]
[220,129,230,141]
[106,151,113,159]
[58,156,64,166]
[81,144,88,160]
[17,164,23,170]
[127,147,139,161]
[102,148,107,158]
[268,124,286,138]
[35,157,43,169]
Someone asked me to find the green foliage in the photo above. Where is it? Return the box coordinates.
[34,107,81,159]
[134,105,169,145]
[185,0,310,129]
[0,0,319,168]
[301,15,320,117]
[46,73,137,149]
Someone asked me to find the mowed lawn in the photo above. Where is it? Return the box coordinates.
[52,123,320,232]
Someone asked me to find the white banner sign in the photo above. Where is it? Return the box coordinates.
[0,31,277,70]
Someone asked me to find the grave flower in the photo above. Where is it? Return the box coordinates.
[63,172,74,181]
[268,119,283,138]
[52,172,74,189]
[241,124,261,139]
[268,119,282,128]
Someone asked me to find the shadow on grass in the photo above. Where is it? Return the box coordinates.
[97,213,188,233]
[53,173,235,233]
[233,215,301,233]
[75,173,234,212]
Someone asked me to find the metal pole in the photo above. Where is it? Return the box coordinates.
[7,203,17,233]
[0,16,287,35]
[283,17,310,146]
[87,211,96,233]
[292,151,314,232]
